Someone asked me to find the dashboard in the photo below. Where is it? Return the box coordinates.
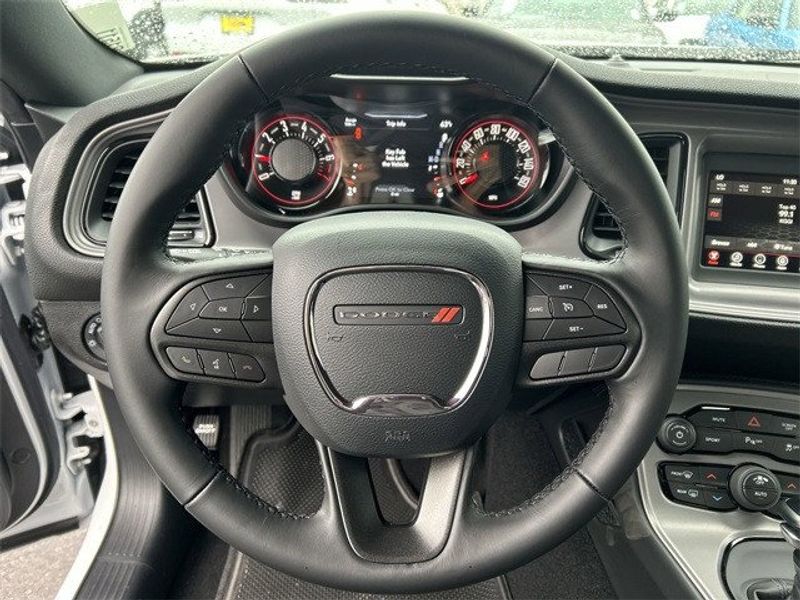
[13,50,799,600]
[223,79,569,226]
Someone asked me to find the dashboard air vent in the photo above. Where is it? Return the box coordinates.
[86,139,212,247]
[583,134,686,258]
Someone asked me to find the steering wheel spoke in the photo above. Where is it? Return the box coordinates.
[322,446,474,564]
[516,252,641,387]
[148,251,278,387]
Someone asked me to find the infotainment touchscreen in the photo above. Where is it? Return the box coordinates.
[701,171,799,274]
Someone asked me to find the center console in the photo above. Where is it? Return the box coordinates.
[638,385,800,600]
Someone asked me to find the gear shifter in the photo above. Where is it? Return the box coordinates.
[728,465,800,600]
[771,496,800,600]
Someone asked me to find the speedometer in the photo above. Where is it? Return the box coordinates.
[251,114,340,208]
[451,118,544,211]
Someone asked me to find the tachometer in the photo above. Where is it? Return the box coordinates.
[451,118,543,211]
[251,114,340,208]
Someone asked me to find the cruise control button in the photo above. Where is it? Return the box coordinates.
[243,320,273,343]
[200,299,243,320]
[694,428,732,453]
[559,347,594,376]
[527,274,590,299]
[773,439,800,463]
[734,410,774,433]
[166,287,208,329]
[229,353,265,382]
[583,286,625,328]
[590,345,625,372]
[668,482,704,506]
[733,431,774,454]
[167,318,250,342]
[243,297,271,321]
[198,350,235,378]
[525,295,551,320]
[202,275,265,300]
[664,464,698,483]
[703,489,735,510]
[529,352,564,380]
[550,297,593,319]
[166,347,203,375]
[689,409,736,430]
[544,317,622,340]
[523,320,551,341]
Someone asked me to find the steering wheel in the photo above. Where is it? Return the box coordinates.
[101,13,687,593]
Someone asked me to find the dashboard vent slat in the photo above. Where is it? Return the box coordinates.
[583,134,686,257]
[88,139,212,247]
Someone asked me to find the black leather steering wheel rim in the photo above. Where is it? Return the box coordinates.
[101,12,687,593]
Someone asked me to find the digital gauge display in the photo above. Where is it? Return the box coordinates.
[230,84,562,223]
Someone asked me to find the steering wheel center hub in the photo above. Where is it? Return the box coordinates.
[305,265,493,416]
[270,211,524,457]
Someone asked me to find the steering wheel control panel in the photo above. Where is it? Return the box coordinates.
[519,271,635,385]
[657,407,800,463]
[151,271,277,386]
[659,462,799,512]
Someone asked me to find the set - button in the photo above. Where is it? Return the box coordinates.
[166,274,273,343]
[166,346,265,382]
[523,274,626,341]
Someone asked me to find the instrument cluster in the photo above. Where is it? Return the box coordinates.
[225,77,571,226]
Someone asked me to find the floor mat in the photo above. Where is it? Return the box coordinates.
[217,428,505,600]
[483,410,617,600]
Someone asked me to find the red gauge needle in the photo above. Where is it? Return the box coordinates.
[254,154,270,163]
[459,172,479,187]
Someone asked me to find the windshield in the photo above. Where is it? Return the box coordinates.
[64,0,800,65]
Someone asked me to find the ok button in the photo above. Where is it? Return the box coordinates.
[200,299,243,320]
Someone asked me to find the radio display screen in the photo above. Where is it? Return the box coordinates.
[701,171,799,274]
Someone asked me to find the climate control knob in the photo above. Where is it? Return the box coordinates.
[729,465,781,511]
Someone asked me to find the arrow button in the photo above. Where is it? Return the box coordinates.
[243,297,271,321]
